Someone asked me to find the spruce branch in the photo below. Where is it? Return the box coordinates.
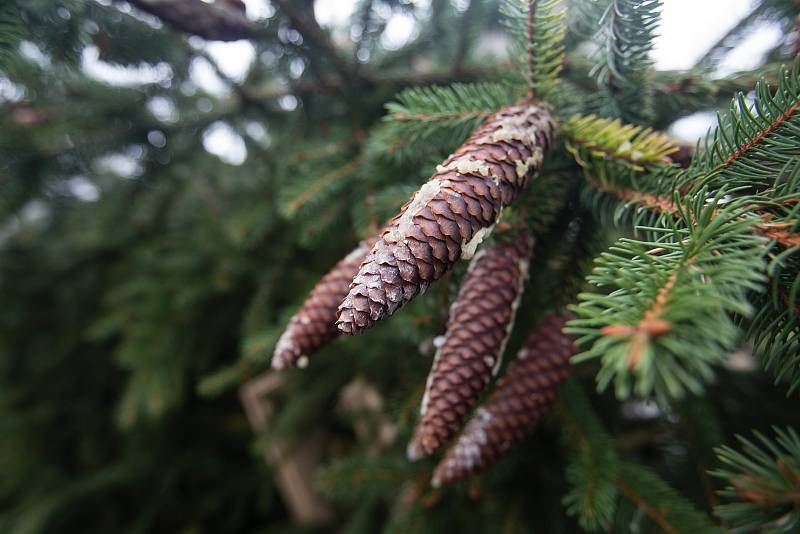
[713,427,800,533]
[284,155,365,215]
[501,0,566,100]
[583,176,800,250]
[559,382,722,532]
[559,381,620,531]
[373,83,516,161]
[693,60,800,191]
[591,0,661,124]
[271,0,363,89]
[616,462,725,534]
[569,195,768,401]
[564,114,678,171]
[746,279,800,394]
[0,3,25,70]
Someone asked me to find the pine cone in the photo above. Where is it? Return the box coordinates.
[272,237,378,370]
[431,314,574,487]
[407,231,533,461]
[336,102,556,336]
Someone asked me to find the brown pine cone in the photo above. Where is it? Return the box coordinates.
[407,230,533,461]
[272,237,378,370]
[336,101,556,336]
[431,314,574,487]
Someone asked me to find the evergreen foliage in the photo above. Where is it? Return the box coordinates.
[591,0,660,123]
[712,427,800,532]
[1,0,799,532]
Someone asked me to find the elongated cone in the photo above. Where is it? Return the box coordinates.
[431,314,574,487]
[336,101,556,336]
[407,230,533,461]
[272,237,378,370]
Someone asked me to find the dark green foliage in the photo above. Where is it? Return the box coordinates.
[614,462,725,533]
[0,4,24,70]
[591,0,661,124]
[570,196,768,402]
[1,0,799,532]
[713,427,800,533]
[371,82,516,162]
[500,0,566,98]
[560,381,620,531]
[694,61,800,191]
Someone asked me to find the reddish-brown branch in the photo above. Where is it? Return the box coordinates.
[588,177,798,366]
[602,271,677,369]
[754,216,800,248]
[615,480,682,534]
[721,98,800,168]
[586,176,800,250]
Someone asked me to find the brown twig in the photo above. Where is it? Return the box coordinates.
[271,0,361,90]
[602,270,678,369]
[615,479,682,534]
[585,176,800,250]
[125,0,258,41]
[720,98,800,168]
[289,155,364,212]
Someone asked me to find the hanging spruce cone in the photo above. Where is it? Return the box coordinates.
[272,237,378,370]
[336,102,556,336]
[407,230,533,461]
[431,314,574,487]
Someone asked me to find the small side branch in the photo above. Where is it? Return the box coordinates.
[271,0,362,89]
[721,98,800,169]
[615,479,682,534]
[586,177,800,250]
[526,0,539,98]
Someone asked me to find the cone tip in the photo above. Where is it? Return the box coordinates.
[270,349,288,370]
[335,317,357,336]
[406,440,425,462]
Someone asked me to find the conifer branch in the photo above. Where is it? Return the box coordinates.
[272,0,362,89]
[721,98,800,169]
[694,61,800,191]
[584,176,800,249]
[559,383,722,532]
[501,0,566,100]
[125,0,258,41]
[372,83,515,161]
[527,0,538,98]
[559,381,620,531]
[564,114,678,170]
[616,463,725,534]
[592,0,660,124]
[569,195,768,401]
[713,427,800,532]
[615,478,682,534]
[287,155,365,214]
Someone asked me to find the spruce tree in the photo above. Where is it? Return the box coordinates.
[1,1,799,533]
